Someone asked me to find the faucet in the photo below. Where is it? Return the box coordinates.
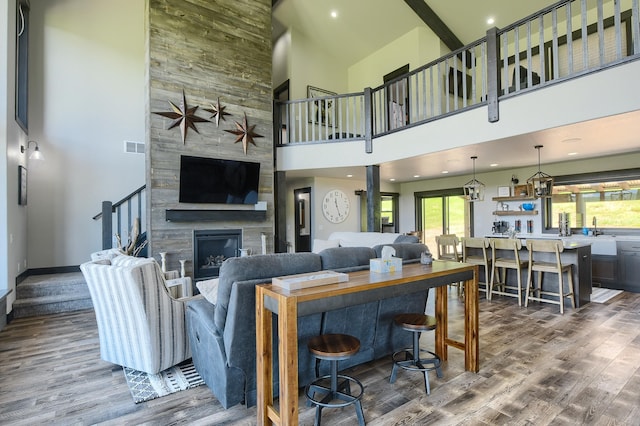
[592,216,600,236]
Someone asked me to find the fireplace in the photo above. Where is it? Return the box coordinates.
[193,229,242,280]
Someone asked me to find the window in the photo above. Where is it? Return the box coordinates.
[381,194,398,232]
[415,188,470,252]
[545,169,640,232]
[16,0,30,132]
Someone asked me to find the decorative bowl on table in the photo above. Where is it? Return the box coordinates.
[521,203,535,211]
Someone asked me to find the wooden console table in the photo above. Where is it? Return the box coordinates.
[256,261,479,425]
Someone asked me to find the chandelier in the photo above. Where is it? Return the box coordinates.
[527,145,554,198]
[463,156,485,201]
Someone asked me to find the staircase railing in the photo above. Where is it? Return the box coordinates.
[93,185,146,250]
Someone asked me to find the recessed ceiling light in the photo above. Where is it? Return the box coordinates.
[487,17,495,25]
[389,178,396,182]
[441,170,449,174]
[413,175,420,178]
[330,10,338,18]
[346,174,353,178]
[490,163,499,167]
[562,137,582,143]
[567,152,578,156]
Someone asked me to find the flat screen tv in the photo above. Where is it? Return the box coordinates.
[179,155,260,204]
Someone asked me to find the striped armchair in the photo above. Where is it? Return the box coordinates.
[80,256,194,375]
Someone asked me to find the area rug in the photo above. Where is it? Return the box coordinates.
[591,287,623,303]
[123,360,204,403]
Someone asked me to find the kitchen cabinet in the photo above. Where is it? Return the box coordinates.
[618,241,640,293]
[591,255,617,288]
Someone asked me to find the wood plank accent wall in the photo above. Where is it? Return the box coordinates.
[147,0,273,276]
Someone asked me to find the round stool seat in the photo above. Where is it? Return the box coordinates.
[390,313,442,395]
[394,313,437,332]
[308,333,360,361]
[306,334,365,426]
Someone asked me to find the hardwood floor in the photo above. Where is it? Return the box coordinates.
[1,289,639,425]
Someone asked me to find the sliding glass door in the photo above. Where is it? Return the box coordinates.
[416,189,468,254]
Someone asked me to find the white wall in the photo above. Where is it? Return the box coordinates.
[272,29,290,89]
[288,26,349,99]
[286,175,400,250]
[26,0,145,268]
[347,26,443,91]
[1,0,29,313]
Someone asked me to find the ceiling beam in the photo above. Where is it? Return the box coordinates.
[403,0,463,52]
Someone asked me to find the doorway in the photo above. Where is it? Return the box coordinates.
[384,64,410,130]
[294,187,311,252]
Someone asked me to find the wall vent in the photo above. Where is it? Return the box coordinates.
[124,140,145,154]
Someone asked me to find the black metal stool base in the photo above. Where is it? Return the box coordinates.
[390,348,443,394]
[305,373,365,426]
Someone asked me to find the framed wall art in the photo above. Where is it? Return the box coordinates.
[18,165,27,205]
[307,85,336,126]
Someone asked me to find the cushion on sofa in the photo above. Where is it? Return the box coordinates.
[393,234,420,244]
[319,246,376,271]
[214,253,322,332]
[312,238,340,253]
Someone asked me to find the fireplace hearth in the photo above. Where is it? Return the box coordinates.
[193,229,242,280]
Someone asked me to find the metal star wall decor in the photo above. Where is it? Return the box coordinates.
[225,112,263,155]
[203,97,231,127]
[152,90,209,144]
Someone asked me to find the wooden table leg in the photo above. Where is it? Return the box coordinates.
[435,285,448,361]
[464,266,480,372]
[278,295,299,426]
[256,286,273,426]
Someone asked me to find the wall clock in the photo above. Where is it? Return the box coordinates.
[322,189,350,223]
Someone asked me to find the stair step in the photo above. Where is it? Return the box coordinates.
[17,272,89,298]
[14,271,93,318]
[12,297,93,318]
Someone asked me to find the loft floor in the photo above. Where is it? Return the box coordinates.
[0,290,638,424]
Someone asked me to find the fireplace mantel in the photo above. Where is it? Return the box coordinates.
[166,209,267,222]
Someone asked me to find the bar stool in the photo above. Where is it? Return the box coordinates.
[305,334,365,426]
[489,238,528,305]
[390,313,443,395]
[461,237,492,298]
[525,239,576,314]
[436,234,463,295]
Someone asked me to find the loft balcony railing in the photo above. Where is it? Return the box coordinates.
[275,0,640,151]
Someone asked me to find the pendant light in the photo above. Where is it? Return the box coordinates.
[527,145,554,198]
[463,156,485,201]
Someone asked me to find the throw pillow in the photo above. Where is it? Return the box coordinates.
[196,278,219,305]
[312,238,340,253]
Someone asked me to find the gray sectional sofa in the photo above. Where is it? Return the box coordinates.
[186,242,431,409]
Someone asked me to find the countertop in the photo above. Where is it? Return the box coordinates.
[485,233,640,255]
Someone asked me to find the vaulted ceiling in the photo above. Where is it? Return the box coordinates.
[272,1,558,66]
